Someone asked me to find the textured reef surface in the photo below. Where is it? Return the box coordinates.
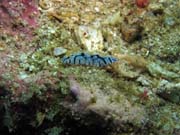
[0,0,180,135]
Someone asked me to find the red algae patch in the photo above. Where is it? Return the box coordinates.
[0,0,39,39]
[135,0,149,8]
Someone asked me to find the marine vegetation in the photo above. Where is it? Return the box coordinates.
[135,0,149,8]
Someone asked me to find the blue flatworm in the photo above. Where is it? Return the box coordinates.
[61,53,118,67]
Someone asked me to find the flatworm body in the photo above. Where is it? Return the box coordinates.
[62,53,118,67]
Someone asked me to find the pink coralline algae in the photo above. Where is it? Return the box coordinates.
[135,0,149,8]
[0,0,39,38]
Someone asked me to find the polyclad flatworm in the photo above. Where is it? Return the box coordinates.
[61,53,118,67]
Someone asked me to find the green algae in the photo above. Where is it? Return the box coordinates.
[149,105,180,135]
[147,62,180,79]
[44,126,62,135]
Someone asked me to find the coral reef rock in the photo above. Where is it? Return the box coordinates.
[75,25,104,52]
